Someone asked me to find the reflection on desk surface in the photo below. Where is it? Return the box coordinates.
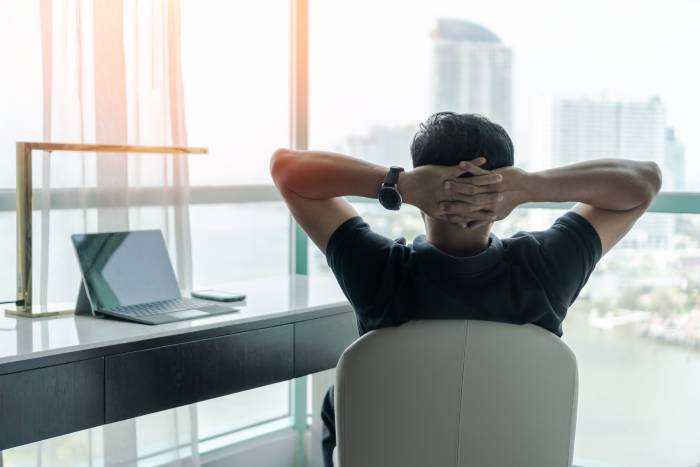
[0,275,348,364]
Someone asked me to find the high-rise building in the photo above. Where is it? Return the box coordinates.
[345,19,513,166]
[551,97,685,190]
[665,127,686,191]
[551,97,687,250]
[432,19,513,133]
[552,97,665,166]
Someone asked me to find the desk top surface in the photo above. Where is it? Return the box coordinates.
[0,275,350,373]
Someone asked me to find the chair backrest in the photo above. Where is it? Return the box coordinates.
[335,320,578,467]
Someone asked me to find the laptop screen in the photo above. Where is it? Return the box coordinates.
[72,230,182,310]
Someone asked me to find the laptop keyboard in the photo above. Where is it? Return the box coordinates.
[105,298,214,317]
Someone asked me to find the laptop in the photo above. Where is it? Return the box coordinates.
[72,230,239,324]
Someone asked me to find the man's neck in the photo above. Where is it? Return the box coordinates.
[424,218,492,257]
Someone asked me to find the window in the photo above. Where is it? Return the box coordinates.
[0,0,293,463]
[309,1,699,465]
[309,0,699,191]
[182,0,289,186]
[1,0,698,465]
[181,0,294,455]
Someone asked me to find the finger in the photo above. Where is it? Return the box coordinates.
[440,202,486,219]
[467,172,503,187]
[475,192,504,205]
[469,157,487,166]
[441,202,497,221]
[444,174,503,195]
[443,181,490,196]
[445,215,469,229]
[467,219,492,229]
[440,201,471,217]
[466,209,498,221]
[453,159,490,177]
[451,192,503,206]
[468,202,498,213]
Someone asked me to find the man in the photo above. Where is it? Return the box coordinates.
[270,112,661,466]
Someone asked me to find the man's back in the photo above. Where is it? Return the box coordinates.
[326,212,600,337]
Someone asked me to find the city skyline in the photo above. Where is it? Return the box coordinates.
[310,0,699,190]
[551,96,685,190]
[341,18,688,193]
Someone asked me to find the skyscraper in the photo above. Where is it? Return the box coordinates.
[552,97,666,166]
[432,19,513,133]
[551,97,687,249]
[344,20,513,167]
[665,128,686,191]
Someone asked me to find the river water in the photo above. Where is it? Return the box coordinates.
[564,306,700,467]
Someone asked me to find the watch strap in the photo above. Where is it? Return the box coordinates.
[383,166,404,187]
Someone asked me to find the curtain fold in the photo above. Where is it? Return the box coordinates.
[39,0,53,310]
[36,0,199,464]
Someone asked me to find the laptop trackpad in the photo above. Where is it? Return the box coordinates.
[167,310,210,319]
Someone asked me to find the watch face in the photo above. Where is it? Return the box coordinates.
[379,187,402,210]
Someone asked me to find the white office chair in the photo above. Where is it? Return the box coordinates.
[335,320,578,467]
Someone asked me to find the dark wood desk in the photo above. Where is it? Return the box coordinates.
[0,275,358,450]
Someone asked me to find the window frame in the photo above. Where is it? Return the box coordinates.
[1,0,699,461]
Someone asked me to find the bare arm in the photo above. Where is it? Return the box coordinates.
[530,160,662,255]
[269,149,381,252]
[270,149,502,252]
[443,159,662,255]
[528,159,662,211]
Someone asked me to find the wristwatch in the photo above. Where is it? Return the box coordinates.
[378,166,405,211]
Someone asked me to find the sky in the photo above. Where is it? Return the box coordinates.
[1,0,699,187]
[309,0,700,186]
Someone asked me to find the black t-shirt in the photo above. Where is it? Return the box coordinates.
[326,212,602,337]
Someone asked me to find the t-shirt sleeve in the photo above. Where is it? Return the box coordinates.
[528,211,603,308]
[325,216,403,312]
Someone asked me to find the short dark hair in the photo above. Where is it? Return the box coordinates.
[410,112,514,171]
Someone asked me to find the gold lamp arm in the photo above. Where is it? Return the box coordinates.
[7,142,207,318]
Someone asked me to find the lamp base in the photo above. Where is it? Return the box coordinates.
[5,303,75,318]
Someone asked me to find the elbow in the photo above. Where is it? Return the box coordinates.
[269,148,296,187]
[642,161,662,198]
[635,161,662,205]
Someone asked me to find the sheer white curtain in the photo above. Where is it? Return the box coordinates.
[32,0,200,465]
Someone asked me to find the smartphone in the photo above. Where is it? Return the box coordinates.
[191,289,246,302]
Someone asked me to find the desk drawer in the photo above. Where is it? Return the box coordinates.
[294,311,359,376]
[0,358,104,450]
[105,325,293,423]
